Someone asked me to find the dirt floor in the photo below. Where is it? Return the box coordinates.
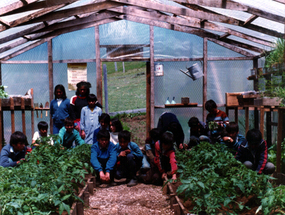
[120,114,147,147]
[84,183,175,215]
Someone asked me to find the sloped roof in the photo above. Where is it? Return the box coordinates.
[0,0,284,61]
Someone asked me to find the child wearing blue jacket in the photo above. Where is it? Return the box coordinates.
[91,129,117,185]
[50,84,70,134]
[115,130,143,187]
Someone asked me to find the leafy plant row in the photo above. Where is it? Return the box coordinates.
[0,137,93,215]
[176,142,285,214]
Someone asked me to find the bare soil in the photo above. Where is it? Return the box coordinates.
[84,183,175,215]
[120,114,147,147]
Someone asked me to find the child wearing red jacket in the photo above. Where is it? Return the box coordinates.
[154,131,177,182]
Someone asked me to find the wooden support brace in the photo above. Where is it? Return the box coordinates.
[173,203,181,215]
[88,180,94,195]
[76,202,84,215]
[10,97,15,133]
[70,202,77,215]
[21,97,26,135]
[84,190,89,207]
[170,193,177,209]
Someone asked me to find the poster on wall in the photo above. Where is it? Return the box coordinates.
[67,63,87,91]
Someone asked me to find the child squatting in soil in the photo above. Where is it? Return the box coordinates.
[91,129,117,185]
[235,128,275,175]
[153,131,177,183]
[115,130,143,187]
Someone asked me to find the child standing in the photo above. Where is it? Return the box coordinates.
[153,131,177,183]
[50,84,70,134]
[109,118,123,145]
[58,117,85,148]
[91,129,117,185]
[0,131,28,167]
[80,94,102,144]
[115,130,143,187]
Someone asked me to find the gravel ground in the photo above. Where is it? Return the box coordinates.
[84,183,175,215]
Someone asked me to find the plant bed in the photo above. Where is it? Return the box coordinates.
[173,142,285,215]
[0,138,94,215]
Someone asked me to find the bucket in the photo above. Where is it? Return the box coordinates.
[186,61,203,80]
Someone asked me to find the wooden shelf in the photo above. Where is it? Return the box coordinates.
[165,103,198,107]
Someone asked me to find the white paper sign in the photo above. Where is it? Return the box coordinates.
[67,63,87,91]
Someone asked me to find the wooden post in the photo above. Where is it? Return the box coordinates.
[48,40,53,134]
[266,110,272,147]
[203,38,208,122]
[146,62,151,136]
[21,98,26,135]
[114,62,117,71]
[10,98,15,133]
[103,64,108,113]
[31,89,34,139]
[149,25,155,130]
[95,25,102,106]
[277,108,283,173]
[234,107,238,123]
[260,107,265,138]
[122,62,125,73]
[245,107,249,134]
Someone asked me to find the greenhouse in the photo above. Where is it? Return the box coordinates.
[0,0,285,214]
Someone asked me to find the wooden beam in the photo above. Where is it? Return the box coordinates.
[25,1,122,24]
[32,11,119,34]
[0,37,53,61]
[8,4,67,27]
[203,37,207,122]
[95,26,102,106]
[109,0,240,25]
[208,38,256,57]
[150,25,155,130]
[176,2,284,38]
[243,15,259,26]
[273,0,285,4]
[48,39,53,134]
[0,0,38,16]
[0,38,29,53]
[174,0,285,24]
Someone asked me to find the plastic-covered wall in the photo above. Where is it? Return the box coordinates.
[1,20,256,143]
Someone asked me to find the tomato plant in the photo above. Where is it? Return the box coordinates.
[176,142,275,214]
[0,137,92,215]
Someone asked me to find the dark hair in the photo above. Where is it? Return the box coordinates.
[205,99,217,112]
[64,117,74,126]
[226,122,239,134]
[87,94,98,102]
[149,128,160,142]
[110,118,123,132]
[10,131,28,146]
[54,84,67,100]
[99,113,111,124]
[246,129,262,146]
[160,131,174,146]
[76,81,91,96]
[97,129,110,140]
[38,121,48,130]
[118,130,131,142]
[188,117,199,127]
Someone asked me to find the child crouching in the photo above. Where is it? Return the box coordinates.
[153,131,177,183]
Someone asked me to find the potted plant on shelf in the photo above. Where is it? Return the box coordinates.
[257,38,285,106]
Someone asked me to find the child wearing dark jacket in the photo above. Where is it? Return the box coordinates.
[235,128,275,175]
[115,130,143,187]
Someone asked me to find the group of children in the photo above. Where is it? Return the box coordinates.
[0,87,276,186]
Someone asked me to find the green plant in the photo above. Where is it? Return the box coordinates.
[264,38,284,69]
[268,139,285,174]
[0,137,93,215]
[0,85,8,98]
[176,142,272,214]
[208,121,218,131]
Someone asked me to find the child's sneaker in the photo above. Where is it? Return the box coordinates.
[127,179,138,187]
